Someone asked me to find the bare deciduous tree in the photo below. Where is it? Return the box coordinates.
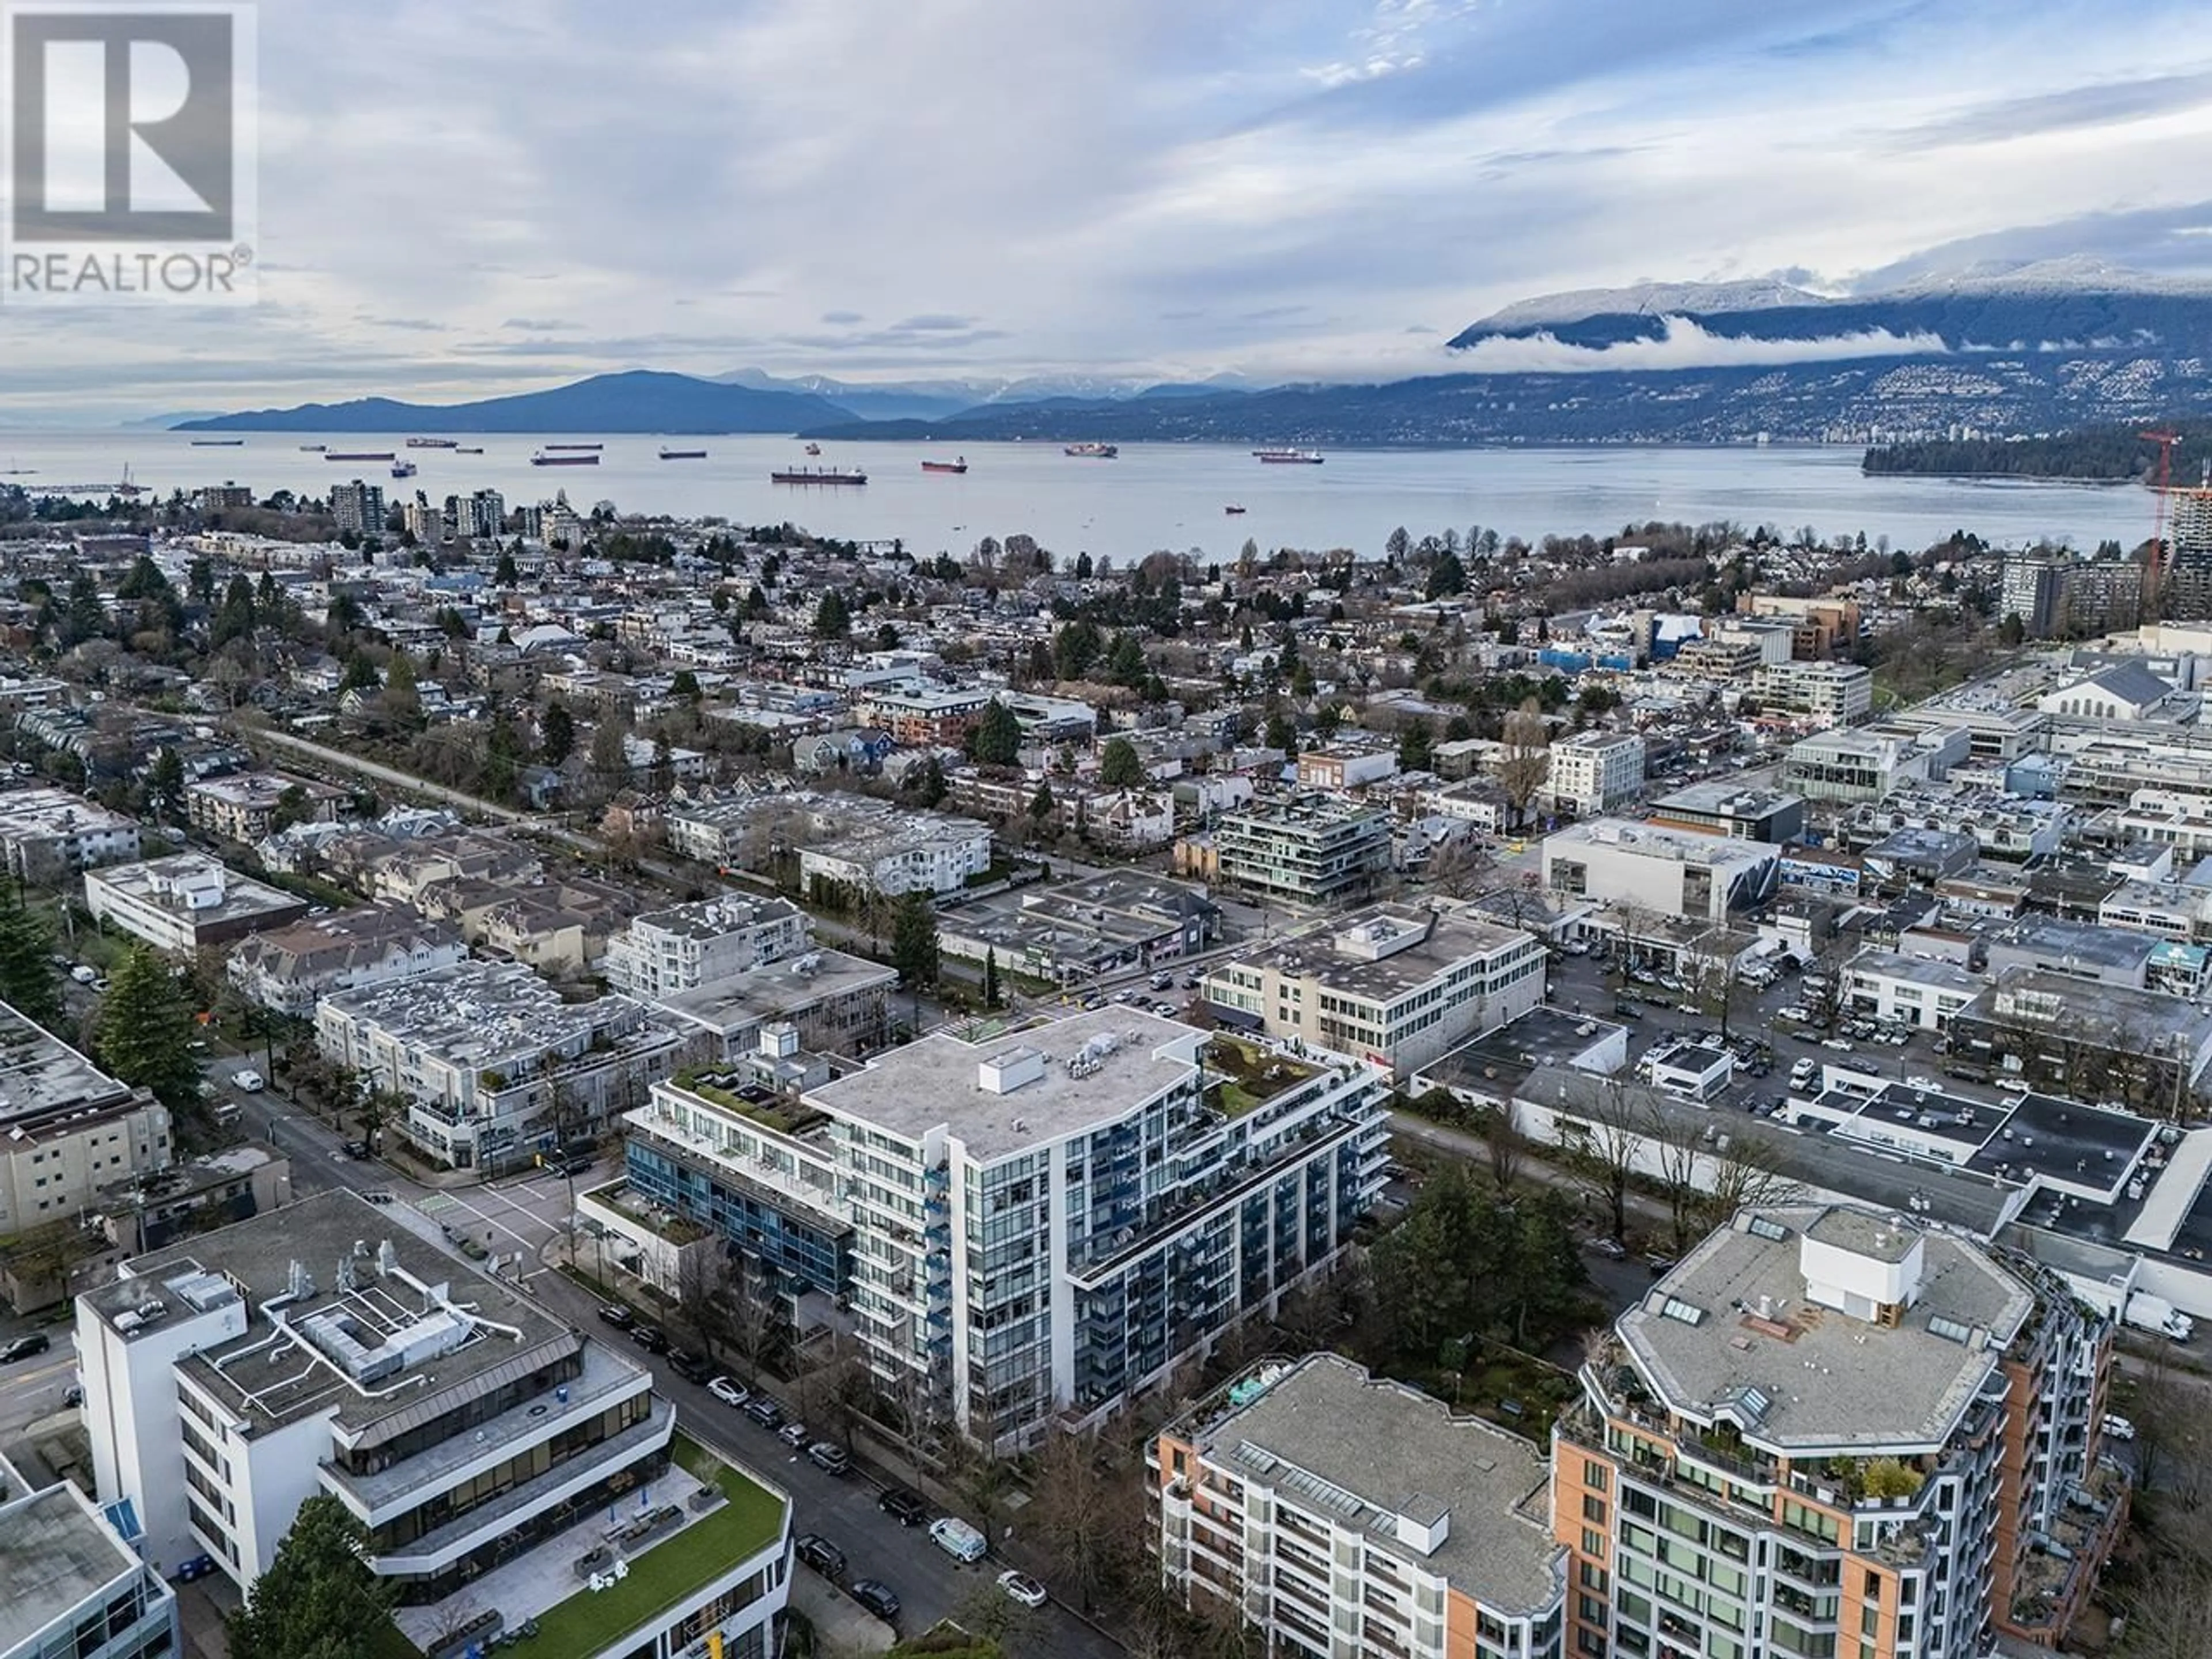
[1497,699,1552,825]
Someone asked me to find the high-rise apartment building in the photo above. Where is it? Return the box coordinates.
[1550,733,1649,816]
[1554,1205,2124,1659]
[329,478,385,539]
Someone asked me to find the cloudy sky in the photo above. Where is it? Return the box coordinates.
[7,0,2212,421]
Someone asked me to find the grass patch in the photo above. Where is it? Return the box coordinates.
[671,1067,824,1136]
[259,869,357,910]
[506,1437,785,1659]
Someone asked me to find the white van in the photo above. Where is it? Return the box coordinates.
[211,1102,243,1127]
[928,1516,987,1563]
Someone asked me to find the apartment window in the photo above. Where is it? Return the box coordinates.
[1862,1570,1881,1599]
[1580,1596,1608,1626]
[1585,1464,1608,1493]
[1583,1494,1609,1525]
[1582,1528,1606,1558]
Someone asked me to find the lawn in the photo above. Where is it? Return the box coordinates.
[504,1436,786,1659]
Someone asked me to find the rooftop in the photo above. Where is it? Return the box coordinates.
[655,947,895,1036]
[0,786,137,840]
[1218,902,1538,1003]
[1547,818,1775,868]
[627,892,802,944]
[1189,1355,1560,1614]
[94,1189,586,1434]
[1649,782,1804,819]
[1619,1205,2035,1453]
[1986,916,2156,974]
[87,853,304,926]
[0,1483,145,1656]
[0,998,138,1132]
[320,959,649,1071]
[806,1007,1199,1157]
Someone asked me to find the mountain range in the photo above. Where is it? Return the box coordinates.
[175,260,2212,446]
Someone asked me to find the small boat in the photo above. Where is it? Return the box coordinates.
[1253,447,1324,464]
[921,456,968,474]
[533,449,600,467]
[543,442,603,451]
[1065,442,1119,459]
[804,442,821,456]
[298,443,326,452]
[659,446,708,460]
[391,460,418,479]
[327,450,395,461]
[191,438,243,446]
[1224,504,1247,514]
[770,466,866,485]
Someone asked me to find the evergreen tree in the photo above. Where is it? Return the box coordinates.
[1105,631,1148,690]
[1074,551,1094,579]
[1028,779,1056,827]
[211,575,257,647]
[228,1494,394,1659]
[918,755,948,806]
[813,589,851,639]
[339,654,381,693]
[1398,717,1434,773]
[480,711,525,802]
[382,650,421,730]
[494,547,520,586]
[983,947,1001,1009]
[968,700,1022,767]
[60,573,107,647]
[540,699,576,766]
[1426,548,1468,599]
[669,669,702,702]
[96,946,201,1108]
[1097,736,1145,789]
[891,891,939,990]
[142,745,187,825]
[1265,710,1299,760]
[0,903,60,1028]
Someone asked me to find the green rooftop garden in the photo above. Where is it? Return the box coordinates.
[671,1067,826,1136]
[1200,1035,1321,1118]
[503,1435,786,1659]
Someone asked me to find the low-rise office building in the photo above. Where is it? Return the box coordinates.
[1839,948,1986,1032]
[1213,793,1392,907]
[1153,1354,1565,1659]
[1202,902,1546,1077]
[315,961,681,1173]
[1543,820,1780,923]
[85,855,308,955]
[1646,783,1805,844]
[0,1005,169,1248]
[1783,726,1961,804]
[0,1474,181,1659]
[1557,1205,2123,1659]
[77,1191,791,1657]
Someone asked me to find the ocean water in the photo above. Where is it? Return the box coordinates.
[0,431,2146,564]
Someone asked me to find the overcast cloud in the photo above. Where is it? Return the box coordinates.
[6,0,2212,421]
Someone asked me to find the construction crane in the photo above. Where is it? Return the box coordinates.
[2142,427,2182,612]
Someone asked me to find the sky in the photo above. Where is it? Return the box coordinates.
[6,0,2212,422]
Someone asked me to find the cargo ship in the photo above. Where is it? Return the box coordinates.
[1064,442,1119,459]
[770,466,867,485]
[532,450,600,467]
[921,456,968,474]
[406,437,458,449]
[298,443,326,452]
[327,450,395,462]
[1224,504,1247,514]
[391,460,418,479]
[658,446,708,460]
[543,442,603,452]
[1253,448,1324,464]
[190,438,243,447]
[456,446,483,454]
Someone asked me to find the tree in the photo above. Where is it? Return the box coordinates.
[0,903,60,1028]
[669,668,702,702]
[968,700,1022,767]
[539,699,576,766]
[1028,1429,1144,1618]
[813,588,851,639]
[983,946,1002,1009]
[1426,548,1468,599]
[1424,835,1495,900]
[382,649,421,731]
[1497,699,1552,824]
[917,754,948,806]
[142,745,187,826]
[494,547,519,586]
[1028,779,1056,830]
[270,783,315,832]
[339,653,380,694]
[1264,710,1299,759]
[891,891,939,990]
[1560,1077,1645,1244]
[227,1494,393,1659]
[1098,736,1145,789]
[97,946,201,1108]
[1397,717,1434,774]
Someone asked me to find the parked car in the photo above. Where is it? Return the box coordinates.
[2103,1413,2137,1442]
[806,1441,851,1476]
[668,1349,713,1384]
[777,1420,812,1450]
[597,1303,634,1330]
[998,1569,1048,1608]
[930,1516,988,1563]
[63,1382,84,1408]
[341,1139,370,1159]
[233,1069,265,1093]
[877,1487,930,1527]
[172,1554,217,1583]
[849,1580,901,1622]
[1589,1237,1628,1260]
[1904,1075,1940,1092]
[1643,1253,1677,1277]
[707,1375,748,1408]
[628,1324,670,1354]
[1,1333,51,1363]
[742,1396,785,1429]
[70,964,97,985]
[794,1533,846,1578]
